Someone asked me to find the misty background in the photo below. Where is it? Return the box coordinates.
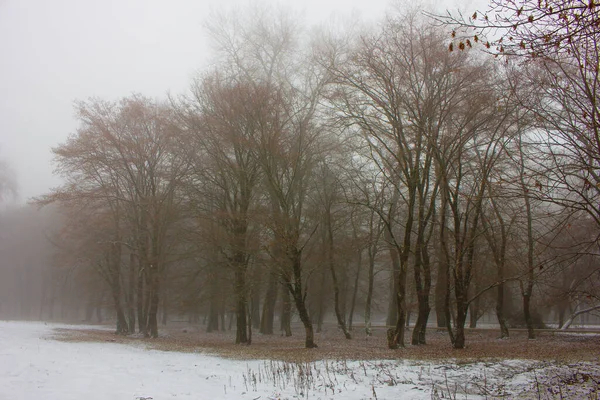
[0,0,423,202]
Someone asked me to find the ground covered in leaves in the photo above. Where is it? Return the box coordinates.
[53,322,600,363]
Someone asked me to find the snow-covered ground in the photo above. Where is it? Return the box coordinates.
[1,321,598,400]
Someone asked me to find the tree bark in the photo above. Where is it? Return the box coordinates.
[128,252,137,333]
[496,282,509,339]
[146,270,160,338]
[260,267,278,334]
[411,235,431,345]
[325,211,351,339]
[280,287,292,337]
[364,248,376,336]
[234,264,248,344]
[435,255,447,328]
[348,254,361,332]
[287,248,316,348]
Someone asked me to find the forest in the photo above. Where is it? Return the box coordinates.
[0,0,599,352]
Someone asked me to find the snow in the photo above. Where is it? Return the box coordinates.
[1,321,598,400]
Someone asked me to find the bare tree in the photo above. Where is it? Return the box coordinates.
[177,73,264,344]
[40,96,188,337]
[327,11,492,347]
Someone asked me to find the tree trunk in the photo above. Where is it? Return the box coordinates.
[251,270,261,330]
[496,282,509,339]
[469,298,479,328]
[161,293,168,326]
[453,302,468,349]
[207,270,221,333]
[326,211,351,338]
[109,242,128,335]
[315,270,327,333]
[520,133,535,340]
[137,269,146,335]
[348,254,362,332]
[411,240,431,345]
[557,302,566,329]
[260,267,278,334]
[391,262,408,349]
[288,248,316,348]
[412,295,430,345]
[146,271,160,338]
[435,256,447,328]
[280,287,292,337]
[523,290,535,339]
[561,304,600,330]
[330,261,351,339]
[235,265,248,344]
[142,283,151,337]
[364,249,375,336]
[112,288,129,335]
[288,284,316,348]
[128,253,137,333]
[386,252,400,327]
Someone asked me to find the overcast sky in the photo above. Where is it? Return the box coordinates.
[0,0,478,204]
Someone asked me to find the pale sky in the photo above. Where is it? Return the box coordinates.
[0,0,478,203]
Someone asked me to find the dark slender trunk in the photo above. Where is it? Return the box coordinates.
[109,242,128,335]
[390,262,407,349]
[251,270,261,330]
[161,293,168,326]
[260,267,278,334]
[137,269,146,335]
[557,302,566,329]
[330,262,351,339]
[110,263,128,335]
[412,297,431,345]
[207,270,220,332]
[247,300,253,345]
[348,253,362,332]
[523,291,535,339]
[220,310,226,332]
[289,248,316,348]
[365,249,375,336]
[453,300,468,349]
[142,283,151,337]
[469,298,479,329]
[315,270,327,333]
[496,282,509,338]
[326,211,351,338]
[112,289,129,335]
[235,265,248,344]
[147,271,160,338]
[386,254,400,326]
[519,133,535,340]
[288,283,316,348]
[228,311,234,331]
[435,256,447,328]
[128,253,136,333]
[411,241,431,345]
[280,287,292,336]
[469,268,481,329]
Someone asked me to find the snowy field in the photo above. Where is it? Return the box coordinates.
[1,321,599,400]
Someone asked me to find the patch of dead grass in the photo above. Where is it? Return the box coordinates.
[50,324,600,364]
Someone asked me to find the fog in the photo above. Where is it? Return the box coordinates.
[0,0,406,202]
